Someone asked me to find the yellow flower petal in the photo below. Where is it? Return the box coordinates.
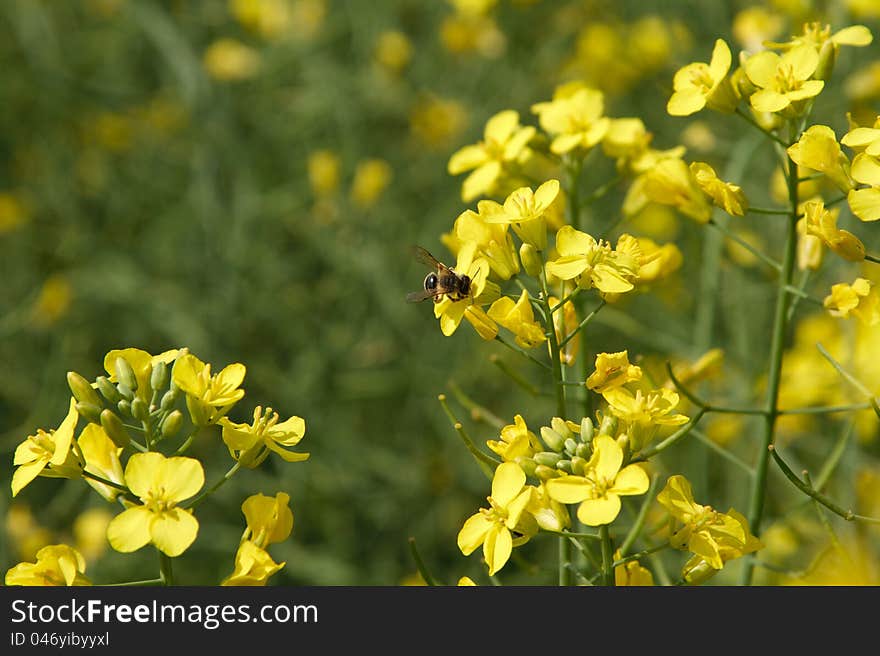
[851,153,880,186]
[107,507,153,553]
[831,25,873,46]
[150,508,199,557]
[577,495,622,526]
[483,524,512,575]
[750,89,789,113]
[491,462,526,507]
[667,89,707,116]
[11,458,50,497]
[458,513,492,555]
[157,456,205,503]
[612,464,650,495]
[848,187,880,222]
[545,475,591,504]
[123,452,165,499]
[448,144,489,174]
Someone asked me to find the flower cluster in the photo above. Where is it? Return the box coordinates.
[6,347,309,586]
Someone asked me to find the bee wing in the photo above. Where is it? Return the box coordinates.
[406,288,445,303]
[411,246,451,273]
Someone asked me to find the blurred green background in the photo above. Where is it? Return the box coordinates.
[2,0,880,586]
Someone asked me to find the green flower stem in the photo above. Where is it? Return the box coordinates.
[783,285,823,306]
[734,107,790,147]
[816,342,873,397]
[583,175,622,205]
[813,421,854,492]
[803,471,843,551]
[619,475,660,557]
[447,380,506,430]
[557,299,606,350]
[599,525,614,586]
[489,354,542,397]
[631,408,705,461]
[612,543,669,568]
[187,461,241,510]
[748,206,791,216]
[768,445,880,524]
[541,528,601,540]
[740,136,800,586]
[494,334,550,371]
[778,402,874,415]
[786,269,812,322]
[865,253,880,264]
[437,394,498,480]
[174,430,199,455]
[81,469,130,494]
[565,155,584,230]
[158,551,174,586]
[407,537,439,586]
[539,270,567,420]
[549,286,581,314]
[707,218,782,271]
[824,194,847,208]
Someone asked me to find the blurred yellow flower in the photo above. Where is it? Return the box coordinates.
[307,149,341,197]
[845,62,880,103]
[289,0,325,41]
[545,435,649,526]
[440,12,505,58]
[457,462,537,575]
[409,95,468,150]
[5,504,52,562]
[586,351,642,394]
[667,39,737,116]
[222,540,285,585]
[31,274,73,327]
[72,508,113,563]
[641,158,712,223]
[787,125,854,193]
[106,452,204,557]
[732,6,785,53]
[231,0,292,40]
[203,38,261,81]
[487,290,545,349]
[633,237,683,284]
[350,158,392,209]
[5,544,91,587]
[614,549,654,586]
[0,192,28,233]
[447,109,535,202]
[374,30,412,75]
[689,161,748,216]
[824,277,880,325]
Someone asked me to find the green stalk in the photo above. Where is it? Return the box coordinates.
[739,127,800,585]
[599,525,615,586]
[158,551,174,586]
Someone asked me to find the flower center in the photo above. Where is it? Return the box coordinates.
[689,64,716,93]
[144,487,175,513]
[774,62,802,93]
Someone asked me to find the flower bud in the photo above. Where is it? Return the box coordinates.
[540,426,565,452]
[598,414,618,437]
[682,557,718,585]
[116,383,135,402]
[160,389,178,411]
[150,361,169,392]
[556,459,573,474]
[161,410,184,439]
[534,464,561,481]
[579,417,594,443]
[551,417,575,440]
[815,40,837,82]
[533,451,562,468]
[100,409,130,448]
[563,438,578,456]
[575,442,591,459]
[75,402,102,424]
[114,357,138,392]
[519,242,542,277]
[67,372,102,408]
[96,376,121,404]
[516,457,537,477]
[117,399,131,416]
[130,397,148,421]
[570,456,587,475]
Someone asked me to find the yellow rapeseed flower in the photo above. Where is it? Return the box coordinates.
[350,158,392,209]
[483,179,559,251]
[586,351,643,394]
[106,452,204,557]
[667,39,738,116]
[800,199,865,261]
[221,540,285,585]
[220,405,309,467]
[545,435,649,526]
[457,462,537,575]
[374,30,412,75]
[545,225,641,294]
[447,109,535,202]
[78,423,125,502]
[847,187,880,222]
[0,192,29,234]
[431,242,500,339]
[452,200,520,279]
[486,414,541,462]
[787,125,854,192]
[241,492,294,548]
[602,387,689,451]
[641,158,713,223]
[307,149,341,197]
[487,290,545,349]
[531,83,611,155]
[824,278,880,325]
[689,161,749,216]
[614,548,654,586]
[5,544,91,586]
[172,352,246,426]
[743,45,824,114]
[633,237,683,284]
[12,399,82,497]
[203,38,261,81]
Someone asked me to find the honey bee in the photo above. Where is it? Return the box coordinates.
[406,246,472,303]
